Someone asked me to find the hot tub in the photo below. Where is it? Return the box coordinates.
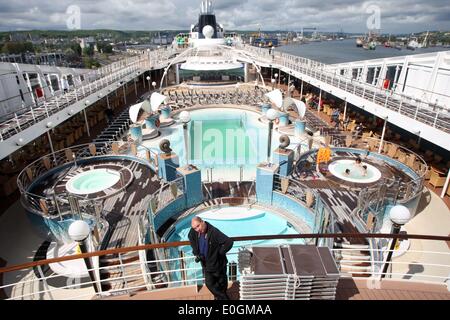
[66,169,121,195]
[328,159,382,184]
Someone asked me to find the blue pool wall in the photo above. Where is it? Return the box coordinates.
[272,192,315,229]
[152,190,316,235]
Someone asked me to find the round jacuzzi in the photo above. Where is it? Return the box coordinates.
[66,169,121,195]
[328,159,382,184]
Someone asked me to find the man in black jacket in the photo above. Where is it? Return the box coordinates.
[188,216,233,300]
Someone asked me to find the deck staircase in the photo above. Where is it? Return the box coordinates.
[333,242,372,277]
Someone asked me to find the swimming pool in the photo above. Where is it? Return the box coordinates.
[154,108,281,173]
[66,169,121,195]
[163,206,304,286]
[328,159,382,183]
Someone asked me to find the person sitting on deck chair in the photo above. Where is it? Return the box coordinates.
[354,123,364,138]
[189,216,234,300]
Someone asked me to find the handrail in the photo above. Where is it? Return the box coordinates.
[0,54,151,140]
[17,141,155,217]
[240,44,450,132]
[296,135,427,201]
[0,233,449,275]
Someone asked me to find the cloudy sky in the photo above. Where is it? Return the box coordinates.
[0,0,449,33]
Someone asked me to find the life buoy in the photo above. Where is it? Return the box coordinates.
[275,118,280,125]
[155,119,161,128]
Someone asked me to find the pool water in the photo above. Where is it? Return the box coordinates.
[66,169,121,195]
[328,159,382,183]
[164,206,304,285]
[170,108,279,169]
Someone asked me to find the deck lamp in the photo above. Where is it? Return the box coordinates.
[180,111,191,167]
[381,205,411,278]
[16,138,25,146]
[266,108,279,163]
[152,81,157,91]
[146,76,151,94]
[271,78,276,90]
[68,220,99,293]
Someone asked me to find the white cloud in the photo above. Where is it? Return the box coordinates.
[0,0,448,33]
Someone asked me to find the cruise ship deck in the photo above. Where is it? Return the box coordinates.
[0,0,449,301]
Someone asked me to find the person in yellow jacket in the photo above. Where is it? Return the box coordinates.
[316,146,332,165]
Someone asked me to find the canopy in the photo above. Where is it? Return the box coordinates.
[280,97,306,119]
[129,100,151,123]
[129,103,142,123]
[265,89,283,109]
[150,92,167,112]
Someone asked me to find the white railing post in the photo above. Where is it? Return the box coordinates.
[384,93,389,109]
[37,265,55,300]
[414,104,420,120]
[433,111,439,128]
[441,170,450,198]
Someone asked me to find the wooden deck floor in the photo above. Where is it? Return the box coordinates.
[99,278,450,300]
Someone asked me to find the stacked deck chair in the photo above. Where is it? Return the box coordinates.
[238,245,340,300]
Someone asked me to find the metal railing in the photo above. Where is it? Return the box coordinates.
[240,44,450,133]
[17,141,155,217]
[0,55,150,141]
[0,233,448,300]
[151,176,186,214]
[297,134,428,203]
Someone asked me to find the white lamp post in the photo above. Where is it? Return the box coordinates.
[68,220,99,293]
[266,108,279,163]
[180,111,191,167]
[271,78,276,90]
[274,73,279,87]
[382,205,411,278]
[152,81,157,91]
[146,76,151,94]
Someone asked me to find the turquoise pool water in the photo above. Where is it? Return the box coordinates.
[169,108,278,169]
[164,207,304,285]
[66,169,121,195]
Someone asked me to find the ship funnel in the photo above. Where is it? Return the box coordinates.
[200,0,214,14]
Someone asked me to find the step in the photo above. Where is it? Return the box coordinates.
[341,253,371,260]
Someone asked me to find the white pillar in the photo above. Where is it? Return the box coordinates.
[441,170,450,198]
[176,64,180,85]
[317,87,322,112]
[378,117,388,153]
[300,79,304,98]
[83,109,91,137]
[343,99,348,120]
[244,63,249,83]
[47,131,56,163]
